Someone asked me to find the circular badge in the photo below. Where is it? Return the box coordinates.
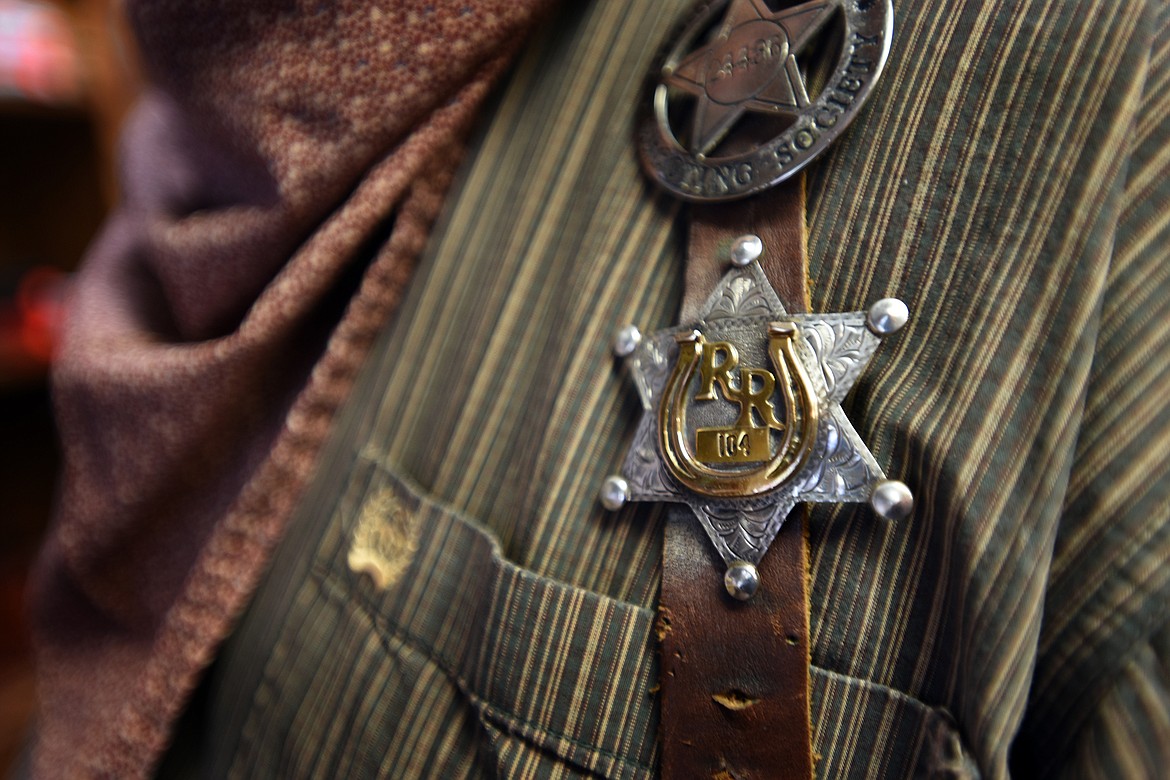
[637,0,892,202]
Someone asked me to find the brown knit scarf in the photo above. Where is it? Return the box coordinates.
[28,1,552,776]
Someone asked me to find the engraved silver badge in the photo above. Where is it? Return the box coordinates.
[603,246,912,597]
[638,0,892,201]
[611,0,907,598]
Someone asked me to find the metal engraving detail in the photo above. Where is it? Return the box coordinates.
[708,273,778,319]
[628,336,673,410]
[801,315,880,403]
[615,262,910,573]
[704,260,787,319]
[698,501,793,564]
[791,406,882,501]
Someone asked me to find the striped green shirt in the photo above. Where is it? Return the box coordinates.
[168,0,1170,777]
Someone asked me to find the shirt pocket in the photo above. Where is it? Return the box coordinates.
[330,459,658,778]
[809,666,981,778]
[222,452,976,779]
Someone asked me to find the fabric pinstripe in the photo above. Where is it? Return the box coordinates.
[175,0,1170,777]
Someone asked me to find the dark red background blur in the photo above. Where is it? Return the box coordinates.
[0,0,137,769]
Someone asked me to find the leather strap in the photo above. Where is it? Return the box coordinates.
[680,177,809,324]
[660,180,814,780]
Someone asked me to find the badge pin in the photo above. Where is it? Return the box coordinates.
[611,0,906,598]
[638,0,893,201]
[604,243,912,598]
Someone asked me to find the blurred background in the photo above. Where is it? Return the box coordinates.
[0,0,138,769]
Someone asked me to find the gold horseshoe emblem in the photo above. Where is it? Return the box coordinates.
[658,322,818,498]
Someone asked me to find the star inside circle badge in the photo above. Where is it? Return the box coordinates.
[603,0,911,599]
[638,0,892,202]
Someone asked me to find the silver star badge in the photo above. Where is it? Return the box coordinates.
[603,237,912,599]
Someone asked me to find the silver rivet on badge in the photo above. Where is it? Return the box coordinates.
[723,561,760,601]
[612,324,642,358]
[729,234,763,267]
[599,475,630,511]
[867,298,910,336]
[870,480,914,521]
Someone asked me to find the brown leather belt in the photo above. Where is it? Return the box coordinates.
[621,2,903,774]
[659,181,814,780]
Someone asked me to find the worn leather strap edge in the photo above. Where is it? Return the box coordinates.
[661,178,814,780]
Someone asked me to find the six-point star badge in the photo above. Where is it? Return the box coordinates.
[602,241,912,598]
